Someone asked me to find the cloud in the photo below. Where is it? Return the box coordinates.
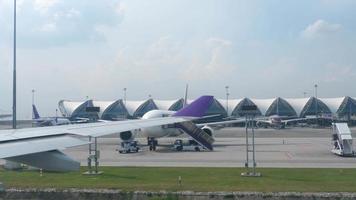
[301,19,342,39]
[0,0,124,47]
[323,63,356,82]
[33,0,59,14]
[183,37,235,81]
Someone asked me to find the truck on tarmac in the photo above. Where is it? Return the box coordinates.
[172,139,206,152]
[118,141,140,153]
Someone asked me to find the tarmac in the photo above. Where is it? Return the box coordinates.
[62,127,356,168]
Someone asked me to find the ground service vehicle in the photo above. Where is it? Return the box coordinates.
[118,141,140,153]
[173,139,206,151]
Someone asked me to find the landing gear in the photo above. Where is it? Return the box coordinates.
[147,137,158,151]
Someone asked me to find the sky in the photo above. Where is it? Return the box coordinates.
[1,0,356,118]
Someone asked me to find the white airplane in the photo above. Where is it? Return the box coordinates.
[255,115,310,129]
[32,105,71,126]
[32,104,88,126]
[117,106,246,151]
[0,96,215,171]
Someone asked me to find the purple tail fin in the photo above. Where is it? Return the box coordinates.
[32,104,40,119]
[173,95,214,117]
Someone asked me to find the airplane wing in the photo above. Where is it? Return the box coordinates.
[196,118,246,128]
[282,118,309,124]
[255,120,273,127]
[0,96,214,171]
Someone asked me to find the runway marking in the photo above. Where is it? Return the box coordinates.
[285,152,293,160]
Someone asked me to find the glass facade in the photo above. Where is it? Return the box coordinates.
[60,97,356,121]
[70,100,99,121]
[194,98,227,123]
[231,98,261,117]
[337,97,356,119]
[133,99,158,118]
[101,100,130,120]
[169,98,184,111]
[265,97,297,117]
[300,97,331,117]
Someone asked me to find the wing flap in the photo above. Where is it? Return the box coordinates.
[0,135,88,159]
[6,150,80,171]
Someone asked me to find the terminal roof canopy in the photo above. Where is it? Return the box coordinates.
[124,100,146,117]
[59,100,99,121]
[216,99,243,116]
[95,100,129,120]
[154,99,184,111]
[265,97,297,117]
[284,98,310,117]
[231,98,261,117]
[320,96,356,118]
[133,99,158,118]
[58,100,84,118]
[300,97,331,117]
[251,98,276,116]
[337,97,356,117]
[58,97,356,120]
[168,99,184,111]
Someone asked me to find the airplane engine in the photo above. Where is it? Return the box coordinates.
[201,126,214,137]
[120,131,134,141]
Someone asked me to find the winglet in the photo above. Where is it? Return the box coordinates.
[32,104,40,119]
[173,95,214,118]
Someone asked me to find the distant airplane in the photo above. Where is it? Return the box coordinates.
[255,115,310,129]
[32,105,87,126]
[0,96,215,171]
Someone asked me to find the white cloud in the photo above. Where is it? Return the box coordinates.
[33,0,59,14]
[323,63,356,82]
[184,37,235,81]
[301,19,342,39]
[39,22,57,32]
[116,1,126,15]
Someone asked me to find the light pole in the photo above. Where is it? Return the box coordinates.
[31,89,35,105]
[123,88,127,106]
[31,89,35,119]
[12,0,17,129]
[225,86,229,116]
[314,84,318,117]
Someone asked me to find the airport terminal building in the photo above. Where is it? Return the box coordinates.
[58,96,356,123]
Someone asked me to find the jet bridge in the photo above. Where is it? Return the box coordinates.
[331,123,354,156]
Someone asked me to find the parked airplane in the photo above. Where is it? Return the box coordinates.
[117,107,245,152]
[32,105,88,126]
[255,115,333,129]
[255,115,310,129]
[0,96,215,171]
[32,105,71,126]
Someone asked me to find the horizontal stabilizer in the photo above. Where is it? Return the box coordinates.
[6,150,80,171]
[175,121,215,150]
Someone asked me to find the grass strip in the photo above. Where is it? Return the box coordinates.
[0,167,355,192]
